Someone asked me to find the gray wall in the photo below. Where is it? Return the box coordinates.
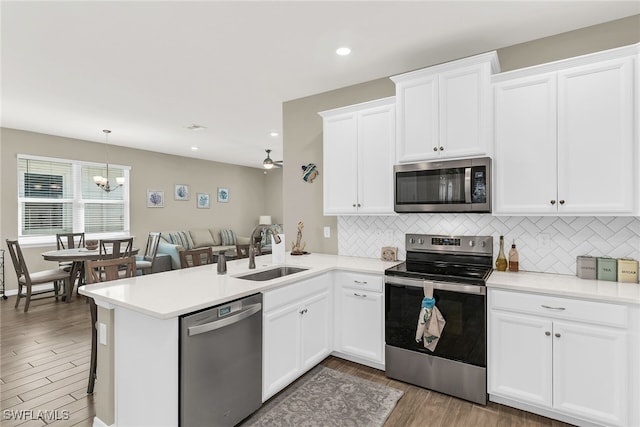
[283,15,640,256]
[1,128,282,291]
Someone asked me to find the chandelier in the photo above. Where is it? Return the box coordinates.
[93,129,125,192]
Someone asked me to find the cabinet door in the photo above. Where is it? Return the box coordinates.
[557,57,635,214]
[488,310,553,407]
[323,112,358,214]
[553,321,628,426]
[357,103,396,214]
[337,289,384,363]
[493,74,558,214]
[439,64,490,158]
[300,290,332,370]
[263,303,302,400]
[395,74,439,162]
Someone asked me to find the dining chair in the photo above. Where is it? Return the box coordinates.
[136,232,161,275]
[56,232,86,291]
[6,239,71,312]
[99,237,133,259]
[85,255,137,394]
[179,247,214,268]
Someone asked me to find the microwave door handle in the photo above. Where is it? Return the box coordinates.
[464,167,472,203]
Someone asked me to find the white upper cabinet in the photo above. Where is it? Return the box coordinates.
[392,52,500,162]
[493,44,638,215]
[319,97,396,215]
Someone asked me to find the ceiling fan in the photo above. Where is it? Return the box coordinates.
[263,149,283,169]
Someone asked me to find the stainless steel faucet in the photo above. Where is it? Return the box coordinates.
[248,225,282,269]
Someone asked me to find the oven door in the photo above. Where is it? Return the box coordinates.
[385,277,486,368]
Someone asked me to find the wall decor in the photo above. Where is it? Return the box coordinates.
[217,187,229,203]
[301,163,319,183]
[381,246,398,262]
[197,192,210,209]
[174,184,190,201]
[147,190,164,208]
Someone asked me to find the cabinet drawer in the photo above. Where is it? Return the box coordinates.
[490,289,628,328]
[263,274,329,312]
[339,272,383,292]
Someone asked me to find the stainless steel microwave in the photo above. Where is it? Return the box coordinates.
[394,157,491,213]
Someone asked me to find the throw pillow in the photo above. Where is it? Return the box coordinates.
[209,228,222,246]
[190,229,215,248]
[220,229,236,246]
[166,231,193,250]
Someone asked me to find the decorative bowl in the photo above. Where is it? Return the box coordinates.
[86,240,99,250]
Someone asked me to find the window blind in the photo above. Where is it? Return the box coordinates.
[17,155,130,242]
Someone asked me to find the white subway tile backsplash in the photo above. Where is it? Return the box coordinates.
[337,215,640,275]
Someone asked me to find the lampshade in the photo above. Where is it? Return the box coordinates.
[259,215,272,225]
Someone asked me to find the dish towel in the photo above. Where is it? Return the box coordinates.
[415,281,446,351]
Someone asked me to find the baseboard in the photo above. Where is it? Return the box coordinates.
[489,394,603,427]
[330,351,384,371]
[3,283,54,297]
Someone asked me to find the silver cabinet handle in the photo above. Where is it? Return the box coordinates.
[353,293,367,298]
[433,147,438,152]
[545,331,551,336]
[541,305,565,311]
[439,146,444,151]
[188,303,261,336]
[352,204,356,207]
[559,200,565,205]
[299,308,308,315]
[555,333,561,338]
[353,280,368,285]
[550,200,556,205]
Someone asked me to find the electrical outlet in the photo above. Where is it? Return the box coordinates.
[99,323,108,346]
[538,233,550,249]
[323,226,331,238]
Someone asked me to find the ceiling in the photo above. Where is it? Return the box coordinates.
[2,1,638,169]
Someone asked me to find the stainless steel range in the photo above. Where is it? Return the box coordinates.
[384,234,493,405]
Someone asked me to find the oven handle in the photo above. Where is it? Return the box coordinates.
[384,276,486,296]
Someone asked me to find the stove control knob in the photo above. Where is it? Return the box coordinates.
[480,241,486,247]
[469,241,475,247]
[417,238,424,245]
[409,238,415,244]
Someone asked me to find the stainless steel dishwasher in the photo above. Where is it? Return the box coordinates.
[180,293,262,426]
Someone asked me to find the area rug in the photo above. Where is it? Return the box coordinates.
[241,365,404,427]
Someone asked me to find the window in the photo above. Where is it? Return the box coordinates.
[18,155,130,245]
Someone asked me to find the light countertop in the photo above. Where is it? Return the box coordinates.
[488,270,640,305]
[79,253,399,319]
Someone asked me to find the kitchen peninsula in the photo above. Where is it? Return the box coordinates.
[80,253,398,427]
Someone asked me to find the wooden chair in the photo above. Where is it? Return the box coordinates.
[6,239,71,312]
[179,247,214,268]
[235,244,251,259]
[56,232,86,291]
[136,232,161,275]
[85,256,137,394]
[99,237,133,259]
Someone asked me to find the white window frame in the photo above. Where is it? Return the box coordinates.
[17,154,131,247]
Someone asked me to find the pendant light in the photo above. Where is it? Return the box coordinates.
[93,129,125,192]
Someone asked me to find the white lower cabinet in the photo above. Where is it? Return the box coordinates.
[262,274,332,401]
[489,289,630,426]
[334,272,384,368]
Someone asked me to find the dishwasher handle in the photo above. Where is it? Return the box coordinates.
[187,303,262,336]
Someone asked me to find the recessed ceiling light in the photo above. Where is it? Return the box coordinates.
[336,47,351,56]
[269,131,279,137]
[186,124,207,131]
[191,146,199,151]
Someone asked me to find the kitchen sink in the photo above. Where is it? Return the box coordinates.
[236,266,308,281]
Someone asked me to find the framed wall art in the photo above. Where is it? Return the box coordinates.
[147,190,164,208]
[197,192,210,209]
[174,184,190,201]
[217,187,229,203]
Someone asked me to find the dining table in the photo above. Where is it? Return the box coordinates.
[42,247,139,301]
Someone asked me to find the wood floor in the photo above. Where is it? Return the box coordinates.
[1,294,95,427]
[1,294,572,427]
